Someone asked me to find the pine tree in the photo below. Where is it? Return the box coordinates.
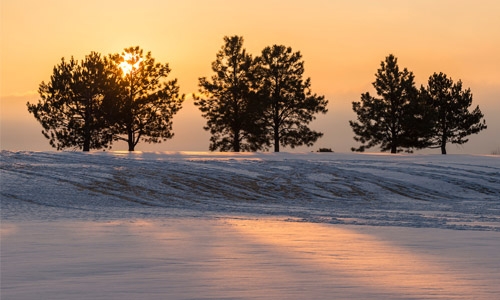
[195,36,265,152]
[108,47,184,151]
[254,45,328,152]
[421,72,487,154]
[27,52,119,151]
[350,54,425,153]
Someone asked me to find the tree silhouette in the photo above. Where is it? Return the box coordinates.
[350,54,426,153]
[421,72,487,154]
[108,47,184,151]
[254,45,328,152]
[195,36,265,152]
[27,52,119,151]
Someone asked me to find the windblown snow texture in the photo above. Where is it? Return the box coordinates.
[1,151,499,231]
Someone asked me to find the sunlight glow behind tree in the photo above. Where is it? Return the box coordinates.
[119,52,143,76]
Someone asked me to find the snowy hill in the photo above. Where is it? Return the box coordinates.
[1,151,499,231]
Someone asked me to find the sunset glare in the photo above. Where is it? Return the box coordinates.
[119,52,143,75]
[1,0,499,153]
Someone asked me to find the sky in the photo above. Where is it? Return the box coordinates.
[1,0,499,153]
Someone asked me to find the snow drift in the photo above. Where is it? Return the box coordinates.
[1,151,499,230]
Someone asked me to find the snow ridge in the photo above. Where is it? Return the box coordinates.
[1,151,499,231]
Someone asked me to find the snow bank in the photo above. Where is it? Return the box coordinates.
[1,151,499,230]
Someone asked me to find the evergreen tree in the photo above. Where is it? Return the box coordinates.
[350,54,426,153]
[421,72,487,154]
[27,52,119,151]
[254,45,328,152]
[195,36,265,152]
[108,46,184,151]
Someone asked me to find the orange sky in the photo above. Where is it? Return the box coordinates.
[1,0,499,153]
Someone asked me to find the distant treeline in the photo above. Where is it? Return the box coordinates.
[27,36,486,154]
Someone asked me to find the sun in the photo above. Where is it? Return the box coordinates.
[119,52,143,75]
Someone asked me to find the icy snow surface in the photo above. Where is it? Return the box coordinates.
[1,151,500,299]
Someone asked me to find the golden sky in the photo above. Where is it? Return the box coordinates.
[1,0,499,153]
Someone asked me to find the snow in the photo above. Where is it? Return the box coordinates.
[1,151,500,299]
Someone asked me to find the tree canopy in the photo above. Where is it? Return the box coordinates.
[196,37,328,152]
[254,45,328,152]
[350,55,487,154]
[28,44,488,154]
[195,36,265,152]
[421,72,487,154]
[350,54,426,153]
[108,46,185,151]
[28,47,184,152]
[27,52,120,151]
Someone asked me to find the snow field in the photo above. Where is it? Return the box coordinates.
[1,151,499,299]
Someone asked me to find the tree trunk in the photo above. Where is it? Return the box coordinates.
[390,138,397,153]
[83,140,90,152]
[83,97,91,152]
[441,131,447,155]
[441,122,448,155]
[390,121,397,153]
[440,138,447,154]
[273,98,280,152]
[83,121,91,151]
[233,130,240,152]
[274,126,280,152]
[126,77,135,152]
[128,127,135,151]
[441,144,447,155]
